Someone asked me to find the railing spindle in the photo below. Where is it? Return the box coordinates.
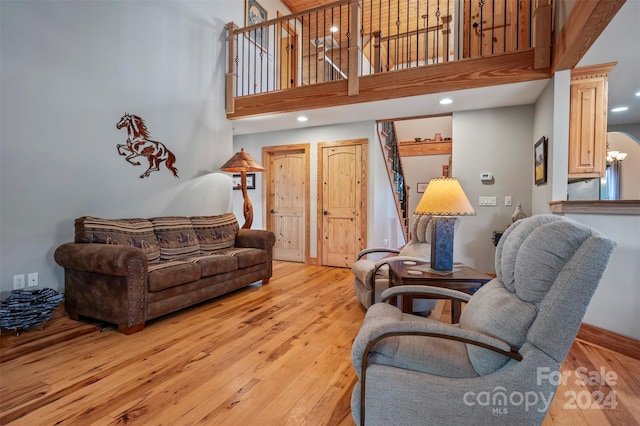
[426,1,430,64]
[446,0,451,61]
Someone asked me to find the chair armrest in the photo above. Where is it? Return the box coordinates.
[372,256,429,275]
[381,285,472,303]
[54,243,147,277]
[353,315,522,372]
[352,312,522,424]
[356,247,400,260]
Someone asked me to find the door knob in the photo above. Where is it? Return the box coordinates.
[270,209,276,214]
[323,210,329,215]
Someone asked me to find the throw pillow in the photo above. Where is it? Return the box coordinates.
[190,213,239,253]
[75,216,161,262]
[151,217,200,260]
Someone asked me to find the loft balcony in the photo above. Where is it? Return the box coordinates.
[225,0,554,120]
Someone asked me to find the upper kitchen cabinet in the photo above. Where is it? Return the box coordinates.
[568,62,616,179]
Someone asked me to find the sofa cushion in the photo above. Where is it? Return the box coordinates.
[75,216,161,262]
[151,217,200,260]
[183,253,238,277]
[217,247,267,268]
[147,260,201,292]
[190,214,239,252]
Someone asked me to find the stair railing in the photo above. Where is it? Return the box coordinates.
[377,121,409,243]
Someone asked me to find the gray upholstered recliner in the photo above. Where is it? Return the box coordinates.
[352,215,436,312]
[351,214,615,426]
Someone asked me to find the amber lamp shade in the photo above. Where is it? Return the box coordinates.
[414,177,475,270]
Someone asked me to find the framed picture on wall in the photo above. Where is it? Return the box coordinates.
[246,0,268,49]
[534,136,548,185]
[232,173,256,190]
[417,182,428,193]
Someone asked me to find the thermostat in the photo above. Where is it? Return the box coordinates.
[480,172,493,181]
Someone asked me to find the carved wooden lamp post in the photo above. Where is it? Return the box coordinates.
[220,148,265,229]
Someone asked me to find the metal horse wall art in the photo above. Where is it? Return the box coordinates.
[116,113,179,179]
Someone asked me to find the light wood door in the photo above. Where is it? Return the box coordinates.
[264,145,309,262]
[463,0,530,58]
[319,140,367,267]
[279,18,297,90]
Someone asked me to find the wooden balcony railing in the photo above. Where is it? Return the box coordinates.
[226,0,552,118]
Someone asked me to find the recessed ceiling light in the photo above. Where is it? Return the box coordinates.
[635,91,640,97]
[611,106,629,112]
[439,98,453,105]
[297,116,308,122]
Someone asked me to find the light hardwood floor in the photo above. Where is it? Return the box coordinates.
[1,261,639,425]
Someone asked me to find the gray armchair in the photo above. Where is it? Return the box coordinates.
[352,215,435,312]
[351,214,615,426]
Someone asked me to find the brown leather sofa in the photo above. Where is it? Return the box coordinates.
[54,214,275,334]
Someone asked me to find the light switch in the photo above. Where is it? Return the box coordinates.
[479,196,497,206]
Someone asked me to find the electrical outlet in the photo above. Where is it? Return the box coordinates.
[505,196,512,206]
[13,274,25,289]
[28,272,38,287]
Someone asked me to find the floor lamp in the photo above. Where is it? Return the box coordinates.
[414,177,475,271]
[220,148,265,229]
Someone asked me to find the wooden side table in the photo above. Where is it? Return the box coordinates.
[387,260,492,323]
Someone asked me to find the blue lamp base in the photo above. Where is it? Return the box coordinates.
[430,217,455,270]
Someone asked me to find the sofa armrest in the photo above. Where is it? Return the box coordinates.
[54,243,148,276]
[54,242,148,333]
[235,229,276,250]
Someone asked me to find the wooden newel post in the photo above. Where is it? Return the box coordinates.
[533,0,552,69]
[372,30,383,73]
[348,0,360,96]
[226,22,238,114]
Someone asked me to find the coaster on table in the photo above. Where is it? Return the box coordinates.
[407,269,423,276]
[403,260,417,265]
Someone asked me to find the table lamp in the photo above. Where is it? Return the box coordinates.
[414,177,475,270]
[220,148,265,229]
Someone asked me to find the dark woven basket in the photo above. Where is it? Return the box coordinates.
[0,288,64,331]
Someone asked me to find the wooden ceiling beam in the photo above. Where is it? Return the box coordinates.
[552,0,626,72]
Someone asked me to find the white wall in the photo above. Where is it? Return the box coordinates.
[608,122,640,139]
[567,214,640,340]
[233,121,396,259]
[452,105,534,273]
[0,1,241,296]
[532,76,555,213]
[550,71,571,203]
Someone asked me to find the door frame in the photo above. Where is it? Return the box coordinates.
[262,143,311,262]
[317,139,368,266]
